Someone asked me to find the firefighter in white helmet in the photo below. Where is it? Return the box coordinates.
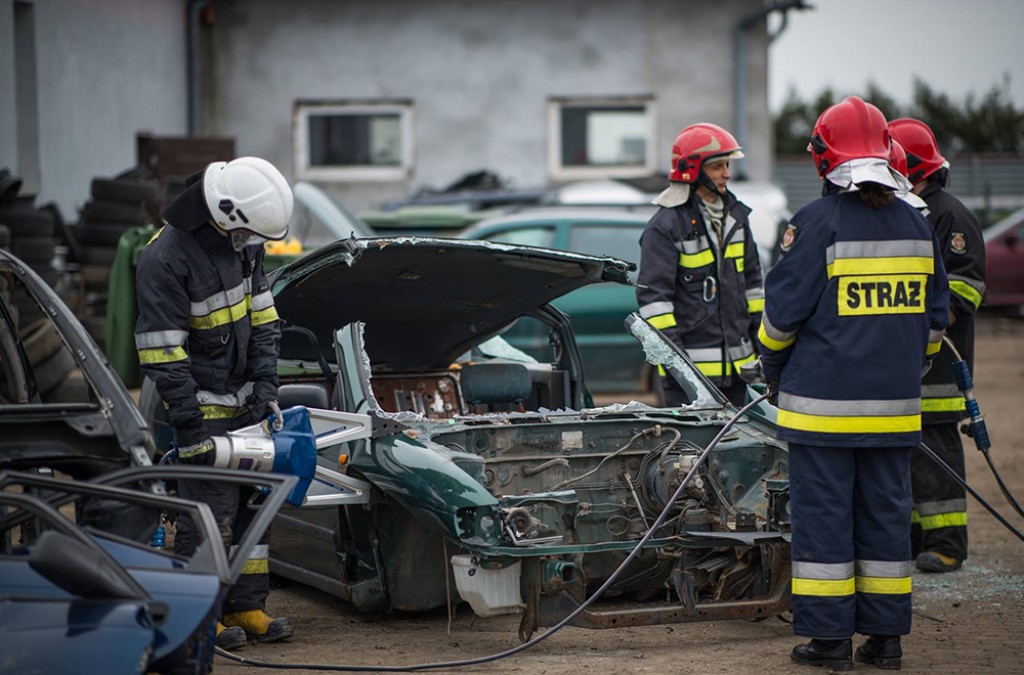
[134,156,295,650]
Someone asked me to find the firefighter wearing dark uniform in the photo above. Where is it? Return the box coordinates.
[134,157,295,650]
[637,123,764,407]
[759,98,949,671]
[890,118,986,574]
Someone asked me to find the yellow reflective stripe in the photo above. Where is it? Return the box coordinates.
[732,352,756,368]
[921,396,966,413]
[918,511,967,530]
[240,558,270,575]
[191,297,250,330]
[949,279,983,310]
[826,256,934,278]
[657,365,667,377]
[758,321,794,351]
[146,225,165,246]
[679,249,715,268]
[927,340,942,356]
[792,577,855,597]
[777,410,920,434]
[647,313,677,330]
[695,361,730,377]
[855,576,912,595]
[251,306,280,326]
[199,404,248,420]
[138,346,188,364]
[724,242,744,258]
[747,297,765,313]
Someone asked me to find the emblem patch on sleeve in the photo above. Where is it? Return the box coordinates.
[780,224,798,252]
[950,232,967,254]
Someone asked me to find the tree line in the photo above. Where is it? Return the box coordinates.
[774,76,1024,155]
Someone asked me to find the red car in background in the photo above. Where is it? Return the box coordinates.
[983,207,1024,315]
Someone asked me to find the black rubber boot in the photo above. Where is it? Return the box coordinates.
[790,638,853,670]
[855,635,903,670]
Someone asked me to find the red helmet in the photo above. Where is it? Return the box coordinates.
[888,118,946,183]
[808,96,891,178]
[669,123,744,183]
[889,139,909,178]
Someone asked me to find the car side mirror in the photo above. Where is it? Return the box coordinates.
[29,530,149,601]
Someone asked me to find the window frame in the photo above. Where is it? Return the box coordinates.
[547,96,657,181]
[293,100,414,182]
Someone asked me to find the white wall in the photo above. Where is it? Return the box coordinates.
[0,0,188,219]
[205,0,771,214]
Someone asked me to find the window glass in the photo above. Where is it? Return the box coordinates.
[567,224,642,266]
[560,106,648,168]
[308,113,401,167]
[483,226,555,249]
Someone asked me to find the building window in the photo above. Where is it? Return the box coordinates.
[294,101,413,181]
[548,98,656,180]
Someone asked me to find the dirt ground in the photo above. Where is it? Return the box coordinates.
[219,313,1024,675]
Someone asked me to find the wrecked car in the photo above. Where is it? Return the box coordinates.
[0,467,296,674]
[141,236,790,638]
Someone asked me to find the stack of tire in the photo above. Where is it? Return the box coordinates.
[0,168,85,400]
[0,168,66,330]
[71,171,161,350]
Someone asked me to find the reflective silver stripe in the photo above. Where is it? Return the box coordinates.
[190,278,252,317]
[196,381,255,407]
[681,238,710,254]
[727,343,754,361]
[916,498,967,516]
[921,383,963,398]
[792,561,854,580]
[855,559,913,578]
[778,393,920,416]
[251,290,275,311]
[825,239,934,264]
[928,329,944,344]
[948,274,986,295]
[725,217,742,243]
[230,543,269,560]
[685,347,723,362]
[761,314,797,343]
[639,301,675,319]
[134,329,188,349]
[745,287,765,301]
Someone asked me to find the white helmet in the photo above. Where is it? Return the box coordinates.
[203,157,293,240]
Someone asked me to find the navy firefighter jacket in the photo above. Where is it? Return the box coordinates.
[637,188,765,388]
[758,189,949,448]
[134,205,281,447]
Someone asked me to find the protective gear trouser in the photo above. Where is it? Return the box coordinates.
[911,422,968,561]
[789,443,913,639]
[173,416,270,613]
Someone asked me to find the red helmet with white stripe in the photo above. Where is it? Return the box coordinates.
[669,123,744,183]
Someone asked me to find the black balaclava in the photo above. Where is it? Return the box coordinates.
[161,169,210,232]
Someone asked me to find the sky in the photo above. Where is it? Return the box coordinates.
[767,0,1024,114]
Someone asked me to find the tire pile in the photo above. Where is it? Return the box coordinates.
[70,169,161,350]
[0,168,84,400]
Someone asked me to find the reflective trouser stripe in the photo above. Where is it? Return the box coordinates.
[792,577,855,597]
[234,544,269,576]
[921,397,966,413]
[911,510,968,530]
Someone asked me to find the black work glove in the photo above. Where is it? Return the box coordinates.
[176,438,216,466]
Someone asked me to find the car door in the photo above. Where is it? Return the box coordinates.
[985,219,1024,308]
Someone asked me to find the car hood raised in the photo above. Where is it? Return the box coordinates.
[270,237,633,371]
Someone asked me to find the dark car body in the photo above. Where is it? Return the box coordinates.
[0,249,155,477]
[259,236,790,639]
[983,207,1024,313]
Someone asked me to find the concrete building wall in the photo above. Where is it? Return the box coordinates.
[205,0,770,214]
[0,0,187,218]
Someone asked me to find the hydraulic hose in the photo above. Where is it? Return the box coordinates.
[940,336,1024,520]
[918,441,1024,543]
[214,393,771,672]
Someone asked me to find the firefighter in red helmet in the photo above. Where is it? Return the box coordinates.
[636,123,764,406]
[889,117,986,574]
[760,97,949,670]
